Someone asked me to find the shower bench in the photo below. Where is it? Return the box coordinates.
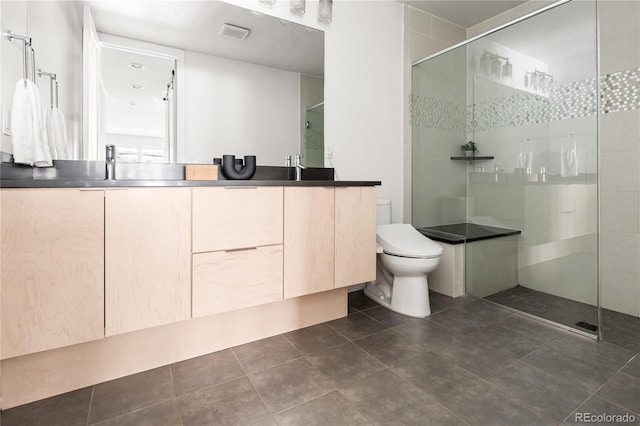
[417,223,521,299]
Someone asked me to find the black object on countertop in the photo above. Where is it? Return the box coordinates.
[221,155,256,180]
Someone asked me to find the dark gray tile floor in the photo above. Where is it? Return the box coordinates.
[2,290,639,426]
[486,285,640,353]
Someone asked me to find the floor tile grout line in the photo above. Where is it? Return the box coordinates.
[564,393,640,423]
[334,364,439,424]
[594,393,640,417]
[231,336,305,375]
[617,353,639,373]
[479,355,600,424]
[168,364,177,399]
[87,399,179,426]
[326,312,390,341]
[333,388,378,425]
[439,403,474,426]
[518,353,608,397]
[85,386,96,426]
[279,330,300,351]
[526,331,635,374]
[228,347,274,423]
[589,369,640,414]
[267,388,337,419]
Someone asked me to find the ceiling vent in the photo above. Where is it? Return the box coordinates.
[219,23,250,40]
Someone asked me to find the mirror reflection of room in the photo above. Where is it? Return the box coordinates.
[85,1,325,165]
[0,1,324,166]
[99,43,176,163]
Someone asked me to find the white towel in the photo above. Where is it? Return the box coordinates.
[46,107,69,160]
[516,139,533,170]
[10,79,52,167]
[561,135,578,177]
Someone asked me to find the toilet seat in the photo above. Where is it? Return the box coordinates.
[376,224,443,259]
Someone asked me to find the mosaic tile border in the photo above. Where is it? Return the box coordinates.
[410,67,640,132]
[410,94,466,133]
[601,67,640,114]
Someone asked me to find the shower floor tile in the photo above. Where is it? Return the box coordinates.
[486,285,640,352]
[486,285,599,334]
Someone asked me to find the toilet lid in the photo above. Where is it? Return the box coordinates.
[377,224,443,258]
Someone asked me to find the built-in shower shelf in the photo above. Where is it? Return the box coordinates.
[450,156,495,161]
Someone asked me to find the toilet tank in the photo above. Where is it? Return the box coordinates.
[376,199,391,226]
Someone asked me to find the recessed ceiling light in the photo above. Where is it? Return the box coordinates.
[131,84,143,90]
[129,63,144,69]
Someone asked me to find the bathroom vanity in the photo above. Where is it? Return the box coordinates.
[0,179,378,408]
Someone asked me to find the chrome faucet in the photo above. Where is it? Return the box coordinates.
[105,144,116,180]
[294,154,306,181]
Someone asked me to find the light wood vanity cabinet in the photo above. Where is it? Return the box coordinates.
[193,246,283,317]
[192,187,283,253]
[0,184,375,359]
[105,188,191,336]
[283,186,377,298]
[284,187,335,298]
[335,187,377,288]
[1,189,105,359]
[191,187,284,317]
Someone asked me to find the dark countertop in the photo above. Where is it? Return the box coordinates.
[0,179,381,188]
[417,223,521,244]
[0,160,380,188]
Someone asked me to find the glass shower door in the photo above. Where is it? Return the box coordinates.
[464,0,599,334]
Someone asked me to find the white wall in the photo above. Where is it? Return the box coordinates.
[183,51,299,165]
[223,0,406,222]
[325,1,404,222]
[0,1,83,157]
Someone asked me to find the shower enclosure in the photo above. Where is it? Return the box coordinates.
[411,0,600,335]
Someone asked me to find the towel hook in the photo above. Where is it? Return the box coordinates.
[3,31,33,86]
[38,69,58,109]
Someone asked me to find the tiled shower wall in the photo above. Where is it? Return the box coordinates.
[598,1,640,317]
[403,6,466,224]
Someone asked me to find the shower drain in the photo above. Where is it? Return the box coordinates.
[575,321,598,332]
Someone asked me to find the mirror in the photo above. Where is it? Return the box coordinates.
[84,0,324,165]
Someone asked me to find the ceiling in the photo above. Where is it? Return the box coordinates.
[99,46,174,104]
[84,0,325,76]
[399,0,528,28]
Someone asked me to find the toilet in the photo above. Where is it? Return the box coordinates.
[364,199,443,318]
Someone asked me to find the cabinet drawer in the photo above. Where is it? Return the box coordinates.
[192,245,283,317]
[192,187,283,253]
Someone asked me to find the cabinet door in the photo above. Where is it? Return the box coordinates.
[105,188,191,336]
[335,187,377,288]
[192,245,283,317]
[192,187,283,253]
[1,189,104,358]
[284,187,335,298]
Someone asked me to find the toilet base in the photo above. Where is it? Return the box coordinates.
[364,269,432,318]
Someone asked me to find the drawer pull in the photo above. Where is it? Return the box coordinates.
[224,247,258,253]
[223,186,258,190]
